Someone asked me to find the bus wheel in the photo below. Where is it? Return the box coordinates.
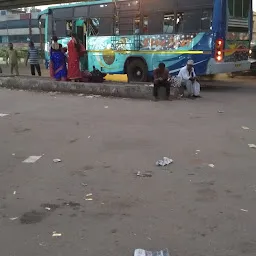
[127,59,148,82]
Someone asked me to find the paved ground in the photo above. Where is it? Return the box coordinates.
[0,80,256,256]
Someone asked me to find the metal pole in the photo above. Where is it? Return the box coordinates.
[29,13,32,39]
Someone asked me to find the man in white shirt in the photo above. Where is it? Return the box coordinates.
[177,60,201,98]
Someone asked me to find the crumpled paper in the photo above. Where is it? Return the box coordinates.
[134,248,169,256]
[156,157,173,166]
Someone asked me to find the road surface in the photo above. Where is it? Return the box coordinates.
[0,81,256,256]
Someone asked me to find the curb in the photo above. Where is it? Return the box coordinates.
[0,76,155,99]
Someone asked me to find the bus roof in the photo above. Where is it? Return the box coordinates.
[38,0,114,16]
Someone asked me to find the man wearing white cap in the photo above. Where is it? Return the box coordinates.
[177,60,201,98]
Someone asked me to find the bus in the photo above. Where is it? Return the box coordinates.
[38,0,253,82]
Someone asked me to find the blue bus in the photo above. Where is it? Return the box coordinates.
[38,0,253,82]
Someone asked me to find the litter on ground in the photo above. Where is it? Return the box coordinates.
[241,209,248,212]
[53,159,62,163]
[0,113,9,117]
[104,106,109,109]
[136,171,152,178]
[23,155,42,163]
[85,193,93,201]
[208,164,215,168]
[134,248,169,256]
[45,207,51,211]
[218,110,224,114]
[52,231,62,237]
[242,126,250,130]
[86,95,101,99]
[9,217,19,221]
[156,157,173,167]
[248,144,256,149]
[13,191,16,195]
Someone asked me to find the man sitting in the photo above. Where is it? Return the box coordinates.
[153,62,170,101]
[178,60,201,98]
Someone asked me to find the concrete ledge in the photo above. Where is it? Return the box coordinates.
[0,76,156,99]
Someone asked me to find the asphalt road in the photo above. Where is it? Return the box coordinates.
[0,81,256,256]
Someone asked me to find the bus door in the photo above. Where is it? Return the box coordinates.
[76,20,88,70]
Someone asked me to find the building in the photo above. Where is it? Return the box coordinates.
[0,9,44,46]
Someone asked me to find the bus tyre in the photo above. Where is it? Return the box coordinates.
[127,59,148,82]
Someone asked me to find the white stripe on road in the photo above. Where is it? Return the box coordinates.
[23,156,42,163]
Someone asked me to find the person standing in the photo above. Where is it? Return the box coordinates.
[6,43,19,76]
[178,60,201,98]
[153,62,170,101]
[26,41,41,76]
[49,36,67,81]
[67,33,85,81]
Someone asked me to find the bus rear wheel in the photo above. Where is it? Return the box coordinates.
[127,59,148,82]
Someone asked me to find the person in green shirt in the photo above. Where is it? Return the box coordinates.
[6,43,19,76]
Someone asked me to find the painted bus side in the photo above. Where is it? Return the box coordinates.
[38,0,252,81]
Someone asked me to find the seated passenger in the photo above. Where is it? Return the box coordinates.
[153,62,170,101]
[178,60,201,98]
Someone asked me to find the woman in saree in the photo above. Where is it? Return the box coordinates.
[50,36,67,81]
[67,33,85,81]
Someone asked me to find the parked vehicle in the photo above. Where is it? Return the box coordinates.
[38,0,253,82]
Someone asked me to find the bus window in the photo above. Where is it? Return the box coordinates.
[74,6,89,18]
[176,10,201,33]
[98,18,113,35]
[148,13,163,34]
[243,0,250,18]
[89,3,114,17]
[228,0,234,16]
[228,0,250,18]
[201,9,212,31]
[48,14,53,40]
[88,17,112,36]
[134,17,140,34]
[54,20,72,37]
[176,13,184,33]
[163,13,175,34]
[143,17,148,34]
[55,21,64,37]
[66,20,72,36]
[234,0,243,17]
[88,18,99,36]
[118,17,134,35]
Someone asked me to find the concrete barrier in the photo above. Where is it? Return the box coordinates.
[0,75,157,99]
